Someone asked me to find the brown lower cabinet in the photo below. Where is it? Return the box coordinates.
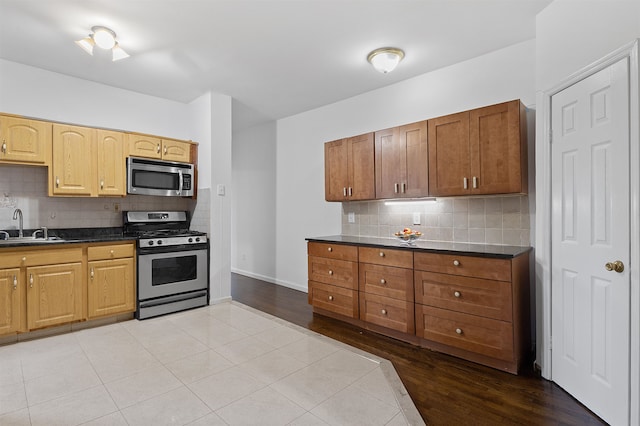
[0,241,136,337]
[307,241,531,374]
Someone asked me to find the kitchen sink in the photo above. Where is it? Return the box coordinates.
[0,236,66,245]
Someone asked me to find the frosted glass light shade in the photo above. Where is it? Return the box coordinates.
[93,27,116,49]
[75,36,94,55]
[367,48,405,74]
[111,43,129,61]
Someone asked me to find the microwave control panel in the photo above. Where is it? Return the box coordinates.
[183,174,192,190]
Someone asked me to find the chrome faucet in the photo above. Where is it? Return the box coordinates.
[12,208,23,238]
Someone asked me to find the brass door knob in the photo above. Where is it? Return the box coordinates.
[605,260,624,273]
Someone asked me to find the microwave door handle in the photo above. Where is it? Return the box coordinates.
[178,170,183,195]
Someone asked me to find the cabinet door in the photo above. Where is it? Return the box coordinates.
[375,127,404,198]
[0,116,50,164]
[162,139,191,163]
[26,262,83,330]
[129,134,162,159]
[399,121,429,198]
[347,133,375,200]
[324,139,349,201]
[96,130,126,196]
[469,100,525,194]
[88,258,135,318]
[428,111,470,196]
[51,125,95,196]
[0,268,22,335]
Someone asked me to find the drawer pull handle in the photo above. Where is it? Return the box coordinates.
[455,328,463,335]
[328,295,334,301]
[100,179,104,189]
[453,260,460,266]
[90,268,94,279]
[1,141,6,153]
[328,270,333,275]
[454,291,461,298]
[379,252,385,257]
[164,146,168,155]
[13,275,17,290]
[157,144,161,154]
[343,187,347,197]
[348,187,353,196]
[327,247,333,252]
[463,177,468,189]
[380,279,386,285]
[381,309,387,315]
[472,176,478,189]
[55,177,60,188]
[394,183,399,193]
[29,273,34,288]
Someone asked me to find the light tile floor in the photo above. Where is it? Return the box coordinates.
[0,302,423,425]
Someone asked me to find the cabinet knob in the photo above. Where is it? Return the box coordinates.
[454,291,461,298]
[380,279,386,285]
[22,257,26,262]
[379,252,385,257]
[453,260,460,266]
[327,247,333,252]
[328,270,333,276]
[328,295,334,301]
[110,250,115,255]
[455,328,463,335]
[381,309,387,315]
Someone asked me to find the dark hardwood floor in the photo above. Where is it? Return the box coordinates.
[231,273,606,426]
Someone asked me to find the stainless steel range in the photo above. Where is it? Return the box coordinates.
[124,211,209,319]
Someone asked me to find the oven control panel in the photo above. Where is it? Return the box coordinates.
[140,235,207,248]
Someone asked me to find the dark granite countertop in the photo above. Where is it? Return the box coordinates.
[306,235,532,258]
[0,227,136,248]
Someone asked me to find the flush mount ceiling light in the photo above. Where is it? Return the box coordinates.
[367,47,405,74]
[75,26,129,61]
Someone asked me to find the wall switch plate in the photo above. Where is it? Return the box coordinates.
[217,184,225,196]
[413,212,421,225]
[348,212,355,223]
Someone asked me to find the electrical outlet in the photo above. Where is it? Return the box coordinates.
[348,212,355,223]
[412,212,421,225]
[217,184,226,196]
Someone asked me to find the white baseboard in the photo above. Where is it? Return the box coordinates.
[209,296,232,305]
[231,268,308,293]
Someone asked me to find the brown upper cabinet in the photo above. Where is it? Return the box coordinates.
[324,133,375,201]
[428,100,527,196]
[0,115,51,165]
[375,121,428,199]
[51,124,95,196]
[129,134,192,163]
[96,130,126,196]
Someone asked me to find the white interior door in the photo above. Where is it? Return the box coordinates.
[551,57,630,426]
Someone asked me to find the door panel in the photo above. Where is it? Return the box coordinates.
[551,58,630,426]
[427,111,470,196]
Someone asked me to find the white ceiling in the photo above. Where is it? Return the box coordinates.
[0,0,551,130]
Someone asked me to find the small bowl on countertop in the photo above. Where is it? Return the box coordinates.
[394,231,422,245]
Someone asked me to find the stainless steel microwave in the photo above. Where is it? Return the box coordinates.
[127,157,195,197]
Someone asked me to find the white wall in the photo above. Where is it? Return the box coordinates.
[231,121,277,281]
[274,39,537,292]
[536,0,640,92]
[0,59,190,139]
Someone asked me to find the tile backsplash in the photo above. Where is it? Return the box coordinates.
[0,165,198,231]
[342,195,531,246]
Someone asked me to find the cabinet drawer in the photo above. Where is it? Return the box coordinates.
[88,243,135,261]
[359,247,413,268]
[308,281,358,318]
[0,247,83,268]
[308,256,357,290]
[415,271,512,321]
[416,305,514,361]
[414,252,510,281]
[359,292,414,334]
[359,263,413,302]
[308,242,358,262]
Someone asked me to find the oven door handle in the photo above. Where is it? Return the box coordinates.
[178,170,183,196]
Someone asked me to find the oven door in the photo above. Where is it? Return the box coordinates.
[138,246,208,301]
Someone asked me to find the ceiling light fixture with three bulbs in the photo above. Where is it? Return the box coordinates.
[75,26,129,61]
